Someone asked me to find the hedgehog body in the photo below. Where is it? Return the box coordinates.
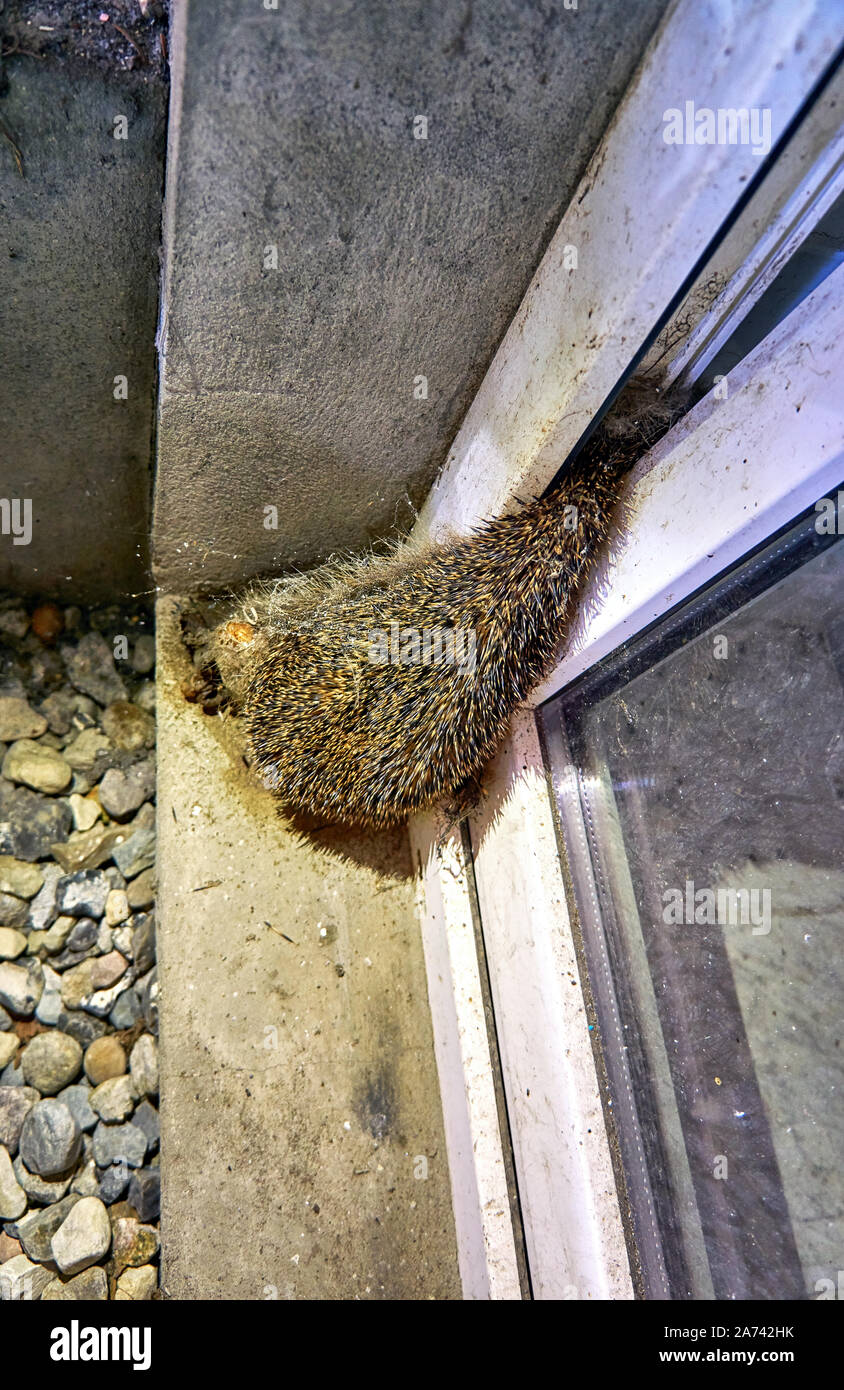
[197,449,626,828]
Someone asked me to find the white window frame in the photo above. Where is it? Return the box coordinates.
[409,0,844,1301]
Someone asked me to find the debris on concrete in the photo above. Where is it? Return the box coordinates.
[0,1,169,77]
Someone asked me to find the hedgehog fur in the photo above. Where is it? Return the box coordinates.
[188,380,681,829]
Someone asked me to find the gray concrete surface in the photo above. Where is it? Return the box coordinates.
[0,57,167,601]
[153,0,671,593]
[156,597,461,1299]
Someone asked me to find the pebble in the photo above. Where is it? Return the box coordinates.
[68,793,101,832]
[105,888,130,926]
[131,635,155,675]
[56,869,110,918]
[0,1142,27,1219]
[0,1085,39,1153]
[0,855,44,899]
[96,919,113,954]
[21,1030,82,1094]
[41,916,75,955]
[58,1083,98,1133]
[0,784,71,860]
[35,965,63,1025]
[0,1231,22,1262]
[42,1265,109,1299]
[56,1010,108,1048]
[92,1121,147,1170]
[111,1215,159,1272]
[108,987,141,1030]
[26,863,63,931]
[31,602,64,643]
[16,1193,81,1262]
[38,690,76,736]
[0,607,30,640]
[20,1098,82,1177]
[0,928,26,960]
[112,925,134,958]
[0,1033,19,1068]
[129,1035,158,1097]
[134,681,156,713]
[126,870,155,912]
[66,917,98,952]
[70,1156,100,1198]
[131,912,156,971]
[0,959,44,1016]
[2,740,72,795]
[89,951,129,992]
[99,760,155,820]
[114,1262,157,1300]
[59,961,97,1010]
[101,702,156,752]
[51,824,127,874]
[138,968,158,1035]
[131,1100,160,1154]
[90,1075,137,1123]
[0,696,47,742]
[84,1035,127,1085]
[0,1058,25,1086]
[51,1194,112,1275]
[62,727,113,775]
[81,976,135,1020]
[14,1152,73,1202]
[63,632,127,706]
[98,1162,131,1204]
[0,892,29,929]
[113,825,155,880]
[127,1166,160,1222]
[0,1253,54,1301]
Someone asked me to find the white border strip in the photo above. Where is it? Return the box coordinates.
[409,816,522,1300]
[532,257,844,706]
[468,712,634,1301]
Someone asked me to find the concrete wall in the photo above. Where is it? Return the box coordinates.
[153,0,672,594]
[0,57,167,601]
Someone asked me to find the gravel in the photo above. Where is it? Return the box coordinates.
[0,600,159,1300]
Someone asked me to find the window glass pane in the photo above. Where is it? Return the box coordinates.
[542,510,844,1299]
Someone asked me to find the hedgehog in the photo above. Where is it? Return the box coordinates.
[185,379,681,829]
